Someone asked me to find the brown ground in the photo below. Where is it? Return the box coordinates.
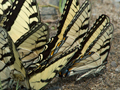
[39,0,120,90]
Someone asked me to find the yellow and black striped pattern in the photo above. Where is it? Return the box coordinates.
[0,0,114,89]
[59,14,114,80]
[0,27,30,89]
[43,0,91,62]
[26,0,92,89]
[1,0,49,68]
[28,46,79,89]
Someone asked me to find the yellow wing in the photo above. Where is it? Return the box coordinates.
[26,0,90,89]
[41,0,91,62]
[14,0,89,66]
[28,46,79,89]
[3,0,41,41]
[3,0,49,43]
[59,14,114,80]
[0,27,30,89]
[18,0,80,66]
[1,0,49,67]
[15,23,49,68]
[0,0,80,89]
[24,0,80,89]
[55,0,91,52]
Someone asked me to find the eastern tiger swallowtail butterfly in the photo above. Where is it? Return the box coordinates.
[0,0,113,89]
[5,0,91,89]
[0,26,77,90]
[0,0,83,89]
[25,0,92,89]
[1,0,49,68]
[0,26,30,89]
[59,14,114,81]
[28,46,79,89]
[4,0,87,68]
[33,0,91,63]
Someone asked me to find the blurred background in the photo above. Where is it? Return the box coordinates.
[37,0,120,90]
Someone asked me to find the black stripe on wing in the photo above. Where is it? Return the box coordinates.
[2,0,42,43]
[28,46,79,90]
[0,26,30,89]
[59,14,114,79]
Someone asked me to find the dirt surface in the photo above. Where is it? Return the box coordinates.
[39,0,120,90]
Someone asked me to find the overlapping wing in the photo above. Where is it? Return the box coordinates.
[42,0,91,62]
[28,46,79,89]
[59,14,114,80]
[0,27,30,89]
[0,0,114,89]
[26,0,91,89]
[1,0,49,67]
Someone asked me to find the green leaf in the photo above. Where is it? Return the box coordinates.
[59,0,67,14]
[16,80,19,90]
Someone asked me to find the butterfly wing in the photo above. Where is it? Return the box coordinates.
[24,0,84,89]
[28,46,79,89]
[0,0,13,17]
[0,27,30,89]
[74,22,114,80]
[59,14,114,80]
[2,0,49,67]
[56,0,91,52]
[15,0,90,66]
[15,22,49,67]
[3,0,49,43]
[42,0,91,62]
[26,1,90,89]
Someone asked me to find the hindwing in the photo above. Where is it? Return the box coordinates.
[0,27,30,89]
[59,14,114,80]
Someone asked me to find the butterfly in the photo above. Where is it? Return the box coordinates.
[0,26,30,89]
[0,0,80,89]
[0,0,49,68]
[34,0,91,64]
[0,0,114,89]
[26,0,92,89]
[59,14,114,81]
